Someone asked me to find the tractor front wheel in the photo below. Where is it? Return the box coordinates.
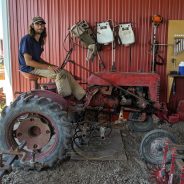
[139,129,176,165]
[128,114,153,132]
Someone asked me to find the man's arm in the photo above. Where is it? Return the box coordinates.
[39,58,51,65]
[24,53,60,72]
[24,53,48,69]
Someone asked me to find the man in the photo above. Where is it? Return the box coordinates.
[19,16,86,100]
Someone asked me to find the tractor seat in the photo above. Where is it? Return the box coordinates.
[20,71,41,89]
[20,71,40,81]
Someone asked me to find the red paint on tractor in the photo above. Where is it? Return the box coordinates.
[88,72,160,102]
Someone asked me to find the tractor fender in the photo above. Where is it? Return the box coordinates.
[24,90,69,110]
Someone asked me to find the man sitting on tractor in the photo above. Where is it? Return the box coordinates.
[18,16,86,101]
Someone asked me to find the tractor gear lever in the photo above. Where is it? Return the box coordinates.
[60,48,74,69]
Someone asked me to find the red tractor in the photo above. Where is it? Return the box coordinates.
[0,54,157,167]
[0,47,183,176]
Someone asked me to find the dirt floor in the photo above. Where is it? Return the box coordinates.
[2,121,184,184]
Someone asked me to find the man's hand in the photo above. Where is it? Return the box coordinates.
[48,65,60,73]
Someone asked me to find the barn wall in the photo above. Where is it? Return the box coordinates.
[8,0,184,102]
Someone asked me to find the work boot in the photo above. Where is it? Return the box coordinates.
[67,88,99,108]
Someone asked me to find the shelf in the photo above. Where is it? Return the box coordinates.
[168,74,184,78]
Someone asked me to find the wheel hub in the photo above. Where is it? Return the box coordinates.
[16,117,51,150]
[150,138,169,155]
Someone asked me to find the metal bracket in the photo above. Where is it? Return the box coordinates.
[0,142,26,183]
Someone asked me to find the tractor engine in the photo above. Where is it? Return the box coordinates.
[89,86,119,109]
[89,86,148,111]
[119,87,148,109]
[81,85,151,139]
[76,72,160,139]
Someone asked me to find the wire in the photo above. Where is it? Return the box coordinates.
[71,119,113,160]
[62,32,70,52]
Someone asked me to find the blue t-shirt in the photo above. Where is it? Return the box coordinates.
[18,34,44,72]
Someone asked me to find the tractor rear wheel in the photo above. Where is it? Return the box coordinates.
[0,93,71,169]
[139,129,176,165]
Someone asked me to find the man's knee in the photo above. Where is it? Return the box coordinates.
[56,70,68,80]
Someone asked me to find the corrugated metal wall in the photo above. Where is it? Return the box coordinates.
[8,0,184,102]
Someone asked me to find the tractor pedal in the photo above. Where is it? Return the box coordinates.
[84,88,99,106]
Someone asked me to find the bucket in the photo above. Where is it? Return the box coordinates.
[178,61,184,75]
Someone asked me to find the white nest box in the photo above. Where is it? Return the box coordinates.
[97,21,114,45]
[118,23,135,46]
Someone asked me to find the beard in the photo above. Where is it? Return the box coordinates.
[35,29,44,34]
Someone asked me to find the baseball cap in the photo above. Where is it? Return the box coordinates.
[32,16,46,24]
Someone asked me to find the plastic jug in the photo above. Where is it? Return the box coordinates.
[178,61,184,75]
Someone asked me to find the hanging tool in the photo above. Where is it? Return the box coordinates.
[111,38,116,71]
[111,22,116,71]
[171,77,176,95]
[151,15,164,72]
[97,51,105,70]
[96,20,115,71]
[70,20,97,62]
[174,34,184,56]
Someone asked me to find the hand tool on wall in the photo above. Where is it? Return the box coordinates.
[174,34,184,56]
[111,22,116,71]
[151,15,164,72]
[111,37,116,71]
[96,20,116,71]
[97,51,105,70]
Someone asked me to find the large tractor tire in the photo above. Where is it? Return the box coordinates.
[140,129,176,165]
[0,93,71,169]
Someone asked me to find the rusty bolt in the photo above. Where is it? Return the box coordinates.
[17,132,22,137]
[46,130,50,134]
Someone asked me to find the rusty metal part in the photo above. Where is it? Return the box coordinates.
[166,144,184,184]
[97,51,106,70]
[120,96,132,106]
[85,88,99,107]
[137,99,147,108]
[0,142,26,183]
[98,112,110,125]
[168,144,184,150]
[168,148,176,184]
[0,154,3,168]
[180,167,184,184]
[150,166,169,184]
[81,122,88,138]
[128,112,146,122]
[66,58,158,106]
[0,150,26,165]
[89,92,119,109]
[16,117,51,150]
[123,107,141,112]
[150,142,184,184]
[100,86,113,95]
[118,107,126,121]
[150,138,170,159]
[100,127,106,139]
[149,142,169,183]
